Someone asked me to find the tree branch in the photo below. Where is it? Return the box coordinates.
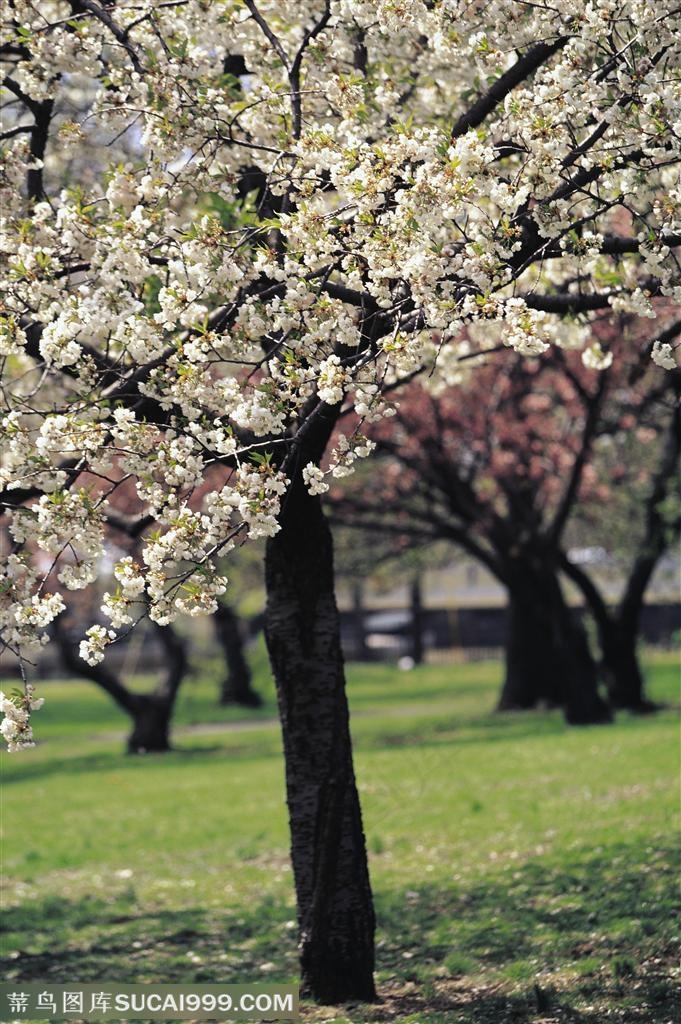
[451,37,568,139]
[618,397,681,629]
[549,369,607,544]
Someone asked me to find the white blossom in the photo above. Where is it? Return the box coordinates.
[1,0,679,729]
[0,686,44,753]
[582,343,614,371]
[302,464,329,496]
[317,356,348,405]
[79,625,117,666]
[651,340,678,370]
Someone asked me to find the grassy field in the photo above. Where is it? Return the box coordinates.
[1,648,679,1023]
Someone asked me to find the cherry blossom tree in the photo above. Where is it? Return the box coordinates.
[330,352,609,722]
[1,0,680,1002]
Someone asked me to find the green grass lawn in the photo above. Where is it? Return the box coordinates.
[1,649,679,1023]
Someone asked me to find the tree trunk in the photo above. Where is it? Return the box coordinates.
[213,603,262,707]
[127,694,173,753]
[264,475,376,1004]
[498,558,611,725]
[499,580,563,709]
[599,619,656,713]
[53,619,187,753]
[126,623,188,752]
[559,596,611,725]
[558,554,657,714]
[564,397,680,712]
[409,575,425,665]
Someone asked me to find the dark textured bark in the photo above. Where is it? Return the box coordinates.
[53,620,187,753]
[1,78,53,202]
[213,603,261,707]
[265,473,376,1003]
[27,97,54,201]
[498,557,612,725]
[409,575,425,665]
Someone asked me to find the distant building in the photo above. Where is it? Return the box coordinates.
[336,553,681,659]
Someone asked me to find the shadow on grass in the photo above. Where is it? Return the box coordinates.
[370,839,679,1022]
[367,712,569,747]
[0,740,285,786]
[3,715,644,799]
[1,890,298,985]
[2,708,573,787]
[347,680,499,707]
[3,698,667,792]
[3,840,677,1022]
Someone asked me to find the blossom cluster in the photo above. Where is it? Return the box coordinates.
[0,685,44,752]
[1,0,679,745]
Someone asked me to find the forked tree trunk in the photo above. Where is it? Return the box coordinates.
[213,603,262,707]
[498,558,611,725]
[53,620,187,753]
[559,554,657,714]
[561,400,680,713]
[265,473,376,1003]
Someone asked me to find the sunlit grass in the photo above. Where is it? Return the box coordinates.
[1,649,679,1023]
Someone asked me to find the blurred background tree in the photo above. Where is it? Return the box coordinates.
[330,314,680,721]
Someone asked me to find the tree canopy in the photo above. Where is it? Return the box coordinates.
[1,0,680,749]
